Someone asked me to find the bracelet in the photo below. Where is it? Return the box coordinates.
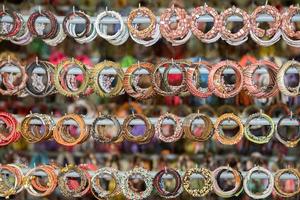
[274,168,300,197]
[124,62,157,99]
[63,10,91,38]
[219,6,250,45]
[0,112,20,147]
[0,164,24,198]
[54,58,89,97]
[53,114,89,146]
[91,114,122,143]
[208,60,243,98]
[214,113,244,145]
[183,113,214,142]
[250,5,281,46]
[213,166,243,198]
[277,60,300,96]
[121,167,153,200]
[91,167,121,199]
[0,10,22,38]
[24,165,57,197]
[90,60,124,97]
[20,113,54,143]
[27,10,58,39]
[282,6,300,47]
[244,60,279,98]
[183,167,213,197]
[156,112,183,143]
[58,164,90,198]
[275,113,300,147]
[243,166,274,199]
[153,167,182,198]
[186,61,212,98]
[122,113,154,144]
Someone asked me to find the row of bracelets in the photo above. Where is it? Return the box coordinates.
[0,57,299,98]
[0,164,299,199]
[1,4,300,46]
[0,110,298,147]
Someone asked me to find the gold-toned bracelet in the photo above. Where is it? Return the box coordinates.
[90,60,124,97]
[183,167,213,197]
[54,58,89,97]
[274,168,300,198]
[214,113,244,145]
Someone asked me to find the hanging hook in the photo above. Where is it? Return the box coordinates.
[72,6,77,16]
[105,6,108,13]
[164,166,167,173]
[38,6,42,14]
[71,57,74,63]
[137,60,140,68]
[204,2,208,8]
[131,110,135,117]
[7,55,10,64]
[290,111,293,119]
[35,56,39,65]
[260,109,263,115]
[2,5,5,12]
[138,3,141,8]
[265,0,268,6]
[171,4,175,10]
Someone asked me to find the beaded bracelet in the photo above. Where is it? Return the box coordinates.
[282,5,300,47]
[0,9,22,38]
[0,164,24,198]
[274,168,300,197]
[277,60,300,96]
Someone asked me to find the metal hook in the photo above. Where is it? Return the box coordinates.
[38,6,42,14]
[35,56,39,65]
[30,110,33,114]
[137,60,140,68]
[33,162,36,168]
[72,6,77,16]
[260,109,263,115]
[290,111,293,119]
[265,0,268,6]
[71,57,74,63]
[171,58,174,65]
[2,5,5,12]
[138,3,141,8]
[131,110,135,117]
[204,2,208,8]
[164,166,167,173]
[7,55,10,64]
[105,6,108,13]
[171,4,175,10]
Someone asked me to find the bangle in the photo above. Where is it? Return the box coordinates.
[186,61,212,98]
[183,167,213,197]
[91,167,121,199]
[219,6,250,45]
[275,113,300,147]
[0,58,28,95]
[121,167,153,200]
[0,10,22,37]
[27,10,58,39]
[159,6,191,45]
[243,166,274,199]
[153,168,182,198]
[91,114,122,143]
[274,168,300,197]
[54,58,89,97]
[244,112,274,144]
[214,113,244,145]
[63,11,91,38]
[277,60,300,96]
[127,7,156,39]
[24,165,57,197]
[124,62,157,99]
[212,166,243,198]
[208,60,243,98]
[90,60,124,97]
[191,5,220,43]
[156,113,183,143]
[122,113,154,144]
[183,113,214,142]
[53,114,89,146]
[58,164,90,198]
[282,6,300,47]
[0,164,24,198]
[244,60,279,98]
[0,112,20,147]
[20,113,54,143]
[250,5,281,46]
[43,23,66,46]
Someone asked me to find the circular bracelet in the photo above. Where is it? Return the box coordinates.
[191,5,220,43]
[53,114,89,146]
[208,60,243,98]
[156,113,183,143]
[186,61,212,98]
[219,6,250,45]
[183,113,214,142]
[25,60,55,97]
[124,62,157,99]
[183,167,213,197]
[24,165,57,197]
[20,113,54,143]
[91,114,122,143]
[243,166,274,199]
[275,113,300,147]
[58,164,90,198]
[0,112,20,147]
[274,168,300,198]
[63,10,91,38]
[90,60,124,97]
[27,10,58,39]
[282,6,300,47]
[277,60,300,96]
[0,164,24,198]
[122,113,154,144]
[0,10,22,37]
[54,58,89,97]
[250,5,281,46]
[244,60,279,98]
[214,113,244,145]
[213,166,243,198]
[91,167,122,199]
[121,167,153,200]
[153,168,182,198]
